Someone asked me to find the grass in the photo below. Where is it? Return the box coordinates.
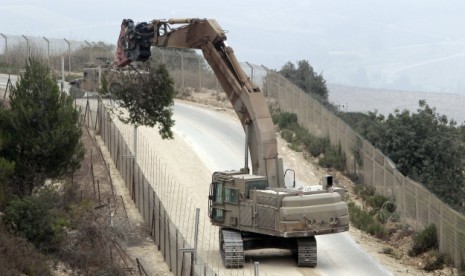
[348,202,387,239]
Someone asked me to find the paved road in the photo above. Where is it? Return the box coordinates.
[172,101,393,276]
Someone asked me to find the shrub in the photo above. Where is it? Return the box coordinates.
[281,129,295,143]
[303,136,329,157]
[367,194,391,212]
[348,202,387,239]
[409,224,439,257]
[0,226,51,275]
[353,184,376,201]
[273,112,298,129]
[423,251,446,272]
[318,144,346,171]
[3,188,64,251]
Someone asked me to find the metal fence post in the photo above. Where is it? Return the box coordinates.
[176,51,185,87]
[246,62,254,84]
[254,262,259,276]
[1,33,8,69]
[194,208,200,264]
[42,37,50,68]
[61,56,65,92]
[22,35,30,57]
[63,38,71,72]
[84,40,92,65]
[198,55,202,90]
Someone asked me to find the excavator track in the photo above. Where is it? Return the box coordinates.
[297,236,317,267]
[219,229,245,268]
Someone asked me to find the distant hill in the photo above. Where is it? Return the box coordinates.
[328,83,465,124]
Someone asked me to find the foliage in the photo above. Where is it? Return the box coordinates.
[409,224,439,257]
[273,111,346,170]
[273,111,298,129]
[0,225,51,276]
[0,107,15,205]
[341,101,465,212]
[366,194,393,212]
[101,64,175,139]
[303,135,330,157]
[348,202,387,239]
[3,187,64,251]
[280,129,295,143]
[0,58,84,196]
[318,143,346,171]
[279,60,328,100]
[353,184,376,201]
[423,251,446,272]
[460,125,465,143]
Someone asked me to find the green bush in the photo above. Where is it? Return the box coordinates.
[348,202,387,239]
[290,124,308,141]
[366,194,392,212]
[3,188,64,251]
[423,251,446,272]
[409,224,439,257]
[303,136,329,157]
[273,112,298,129]
[318,144,346,171]
[280,129,295,143]
[354,184,376,201]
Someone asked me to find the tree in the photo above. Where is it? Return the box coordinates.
[279,60,328,100]
[101,63,175,139]
[345,101,465,210]
[0,135,14,206]
[0,58,84,196]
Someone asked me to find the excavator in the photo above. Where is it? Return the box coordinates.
[115,18,349,268]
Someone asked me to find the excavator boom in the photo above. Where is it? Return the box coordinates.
[116,18,283,188]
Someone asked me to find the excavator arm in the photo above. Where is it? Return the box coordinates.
[116,18,283,188]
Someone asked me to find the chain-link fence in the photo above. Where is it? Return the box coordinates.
[81,99,260,275]
[0,33,114,75]
[262,70,465,266]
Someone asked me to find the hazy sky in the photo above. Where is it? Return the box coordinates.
[1,0,465,94]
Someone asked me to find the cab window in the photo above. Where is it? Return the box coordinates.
[246,180,267,198]
[224,188,239,204]
[213,182,223,204]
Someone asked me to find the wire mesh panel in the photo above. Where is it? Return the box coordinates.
[383,159,395,198]
[416,184,430,228]
[373,150,385,195]
[441,207,456,259]
[404,179,418,227]
[362,141,375,186]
